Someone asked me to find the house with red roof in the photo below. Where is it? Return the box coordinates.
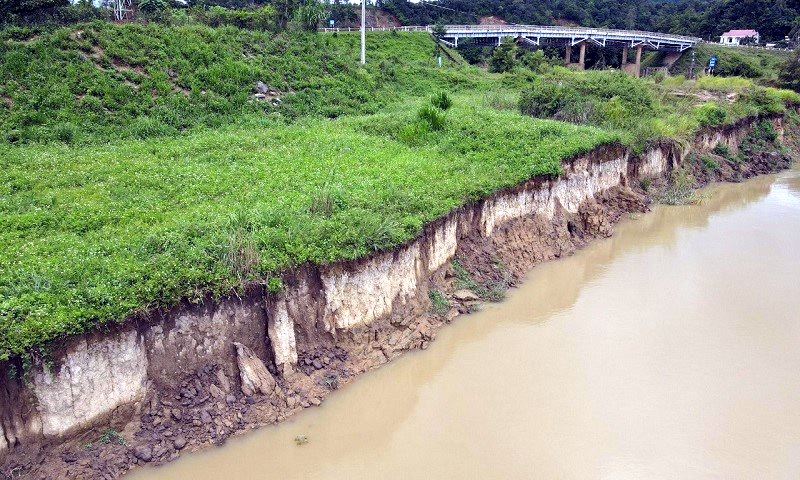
[719,29,760,46]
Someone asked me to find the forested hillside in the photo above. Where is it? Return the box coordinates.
[384,0,800,43]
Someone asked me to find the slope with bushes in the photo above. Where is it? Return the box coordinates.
[0,22,476,145]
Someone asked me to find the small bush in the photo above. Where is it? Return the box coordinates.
[430,91,452,111]
[398,121,431,145]
[224,229,260,283]
[716,54,760,78]
[701,155,720,171]
[54,122,76,144]
[484,90,517,110]
[451,259,478,291]
[713,144,731,158]
[488,41,518,73]
[696,102,728,127]
[129,117,177,140]
[417,104,446,131]
[520,50,547,72]
[640,177,652,192]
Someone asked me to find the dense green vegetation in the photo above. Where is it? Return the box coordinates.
[0,23,475,145]
[668,43,792,83]
[383,0,800,44]
[1,23,799,360]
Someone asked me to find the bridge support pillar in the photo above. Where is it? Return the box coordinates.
[634,45,643,77]
[622,45,629,66]
[578,42,587,70]
[564,45,571,66]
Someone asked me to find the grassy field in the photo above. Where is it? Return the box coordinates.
[1,24,799,359]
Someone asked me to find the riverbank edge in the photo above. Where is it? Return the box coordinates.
[1,112,796,479]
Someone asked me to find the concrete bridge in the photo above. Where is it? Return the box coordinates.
[320,24,701,76]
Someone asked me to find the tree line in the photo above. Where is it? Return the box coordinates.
[3,0,800,44]
[382,0,800,44]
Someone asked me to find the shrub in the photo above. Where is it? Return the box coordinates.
[137,0,168,19]
[430,91,452,111]
[489,41,517,73]
[520,50,546,72]
[519,80,574,118]
[778,50,800,93]
[54,122,76,144]
[98,428,126,446]
[701,155,720,171]
[741,87,783,114]
[202,6,276,30]
[457,42,488,65]
[417,104,446,131]
[713,143,731,158]
[695,102,728,127]
[716,54,761,78]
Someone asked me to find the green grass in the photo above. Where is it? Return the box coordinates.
[1,22,799,360]
[0,97,615,359]
[0,23,481,145]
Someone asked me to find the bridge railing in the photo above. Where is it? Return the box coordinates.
[319,26,428,33]
[441,25,700,43]
[319,24,700,45]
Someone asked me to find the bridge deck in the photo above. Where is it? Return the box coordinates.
[320,25,700,52]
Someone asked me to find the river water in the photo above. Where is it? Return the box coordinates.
[131,167,800,480]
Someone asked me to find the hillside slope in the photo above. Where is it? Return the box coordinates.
[0,23,471,145]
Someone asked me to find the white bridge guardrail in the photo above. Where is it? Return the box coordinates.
[320,24,701,51]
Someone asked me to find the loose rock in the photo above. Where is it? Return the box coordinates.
[133,446,152,462]
[234,342,277,396]
[173,436,187,450]
[453,289,480,301]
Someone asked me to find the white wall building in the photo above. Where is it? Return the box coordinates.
[719,29,760,46]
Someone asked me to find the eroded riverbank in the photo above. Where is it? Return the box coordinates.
[132,166,800,479]
[1,115,797,479]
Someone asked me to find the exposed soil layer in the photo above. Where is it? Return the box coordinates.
[1,115,797,480]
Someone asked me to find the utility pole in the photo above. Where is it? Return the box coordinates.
[360,0,366,65]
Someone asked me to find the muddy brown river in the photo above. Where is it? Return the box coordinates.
[131,167,800,479]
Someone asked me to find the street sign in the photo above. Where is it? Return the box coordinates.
[708,55,717,69]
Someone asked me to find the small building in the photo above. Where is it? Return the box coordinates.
[719,29,760,46]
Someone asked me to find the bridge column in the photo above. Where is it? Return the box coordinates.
[578,42,587,70]
[634,45,643,77]
[622,45,629,66]
[564,45,571,66]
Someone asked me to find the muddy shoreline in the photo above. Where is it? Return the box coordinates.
[1,114,796,479]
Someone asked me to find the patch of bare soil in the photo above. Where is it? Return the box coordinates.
[479,16,508,25]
